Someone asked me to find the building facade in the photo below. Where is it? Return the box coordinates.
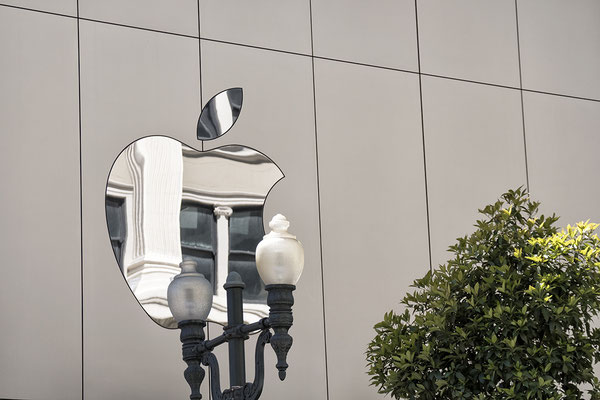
[1,1,600,399]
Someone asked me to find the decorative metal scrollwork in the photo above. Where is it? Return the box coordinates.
[200,329,272,400]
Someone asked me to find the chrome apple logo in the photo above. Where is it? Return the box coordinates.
[105,88,283,328]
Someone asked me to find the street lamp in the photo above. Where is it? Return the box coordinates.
[167,214,304,400]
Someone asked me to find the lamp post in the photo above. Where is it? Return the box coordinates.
[167,214,304,400]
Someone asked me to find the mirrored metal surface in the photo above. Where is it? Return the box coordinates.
[105,135,283,328]
[197,88,243,140]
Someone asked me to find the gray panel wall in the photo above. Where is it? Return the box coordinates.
[1,1,599,399]
[0,7,81,400]
[78,20,201,400]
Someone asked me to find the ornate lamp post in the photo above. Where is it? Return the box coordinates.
[167,214,304,400]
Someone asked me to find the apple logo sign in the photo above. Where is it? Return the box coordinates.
[105,88,284,328]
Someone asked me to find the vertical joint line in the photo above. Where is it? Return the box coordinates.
[515,0,530,192]
[197,3,207,397]
[197,0,204,153]
[197,0,203,106]
[76,1,84,399]
[308,1,329,399]
[207,323,211,400]
[414,0,433,272]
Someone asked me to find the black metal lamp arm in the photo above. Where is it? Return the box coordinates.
[196,318,271,353]
[178,275,296,400]
[199,328,272,400]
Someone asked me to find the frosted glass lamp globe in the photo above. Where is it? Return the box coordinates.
[256,214,304,286]
[167,260,213,322]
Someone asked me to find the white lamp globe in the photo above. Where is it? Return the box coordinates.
[167,260,213,322]
[256,214,304,286]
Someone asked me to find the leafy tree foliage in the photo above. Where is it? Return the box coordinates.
[367,188,600,399]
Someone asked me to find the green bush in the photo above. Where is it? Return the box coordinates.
[367,188,600,399]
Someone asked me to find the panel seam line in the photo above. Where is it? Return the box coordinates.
[515,0,530,192]
[76,0,84,398]
[414,0,433,272]
[308,1,330,399]
[1,3,598,103]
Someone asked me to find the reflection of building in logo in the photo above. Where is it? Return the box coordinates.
[106,136,283,327]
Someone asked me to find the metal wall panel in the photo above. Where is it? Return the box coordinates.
[519,0,600,100]
[79,0,198,36]
[418,0,520,86]
[524,92,600,225]
[311,0,418,70]
[315,59,430,400]
[199,0,312,54]
[0,0,76,16]
[79,20,202,400]
[0,7,81,400]
[202,40,328,400]
[422,76,527,268]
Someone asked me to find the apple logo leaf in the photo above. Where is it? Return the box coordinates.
[197,87,243,140]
